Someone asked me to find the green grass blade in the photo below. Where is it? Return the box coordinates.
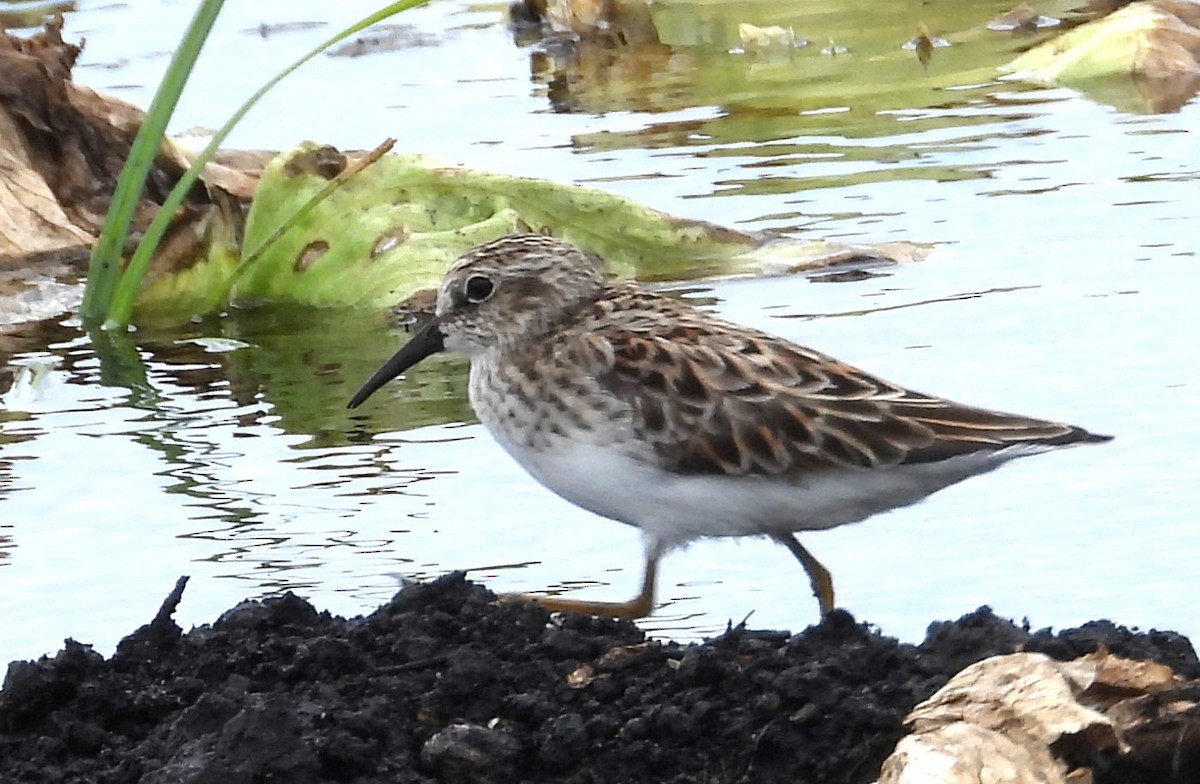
[101,0,434,330]
[80,0,225,325]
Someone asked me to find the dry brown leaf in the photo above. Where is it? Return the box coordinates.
[0,148,92,256]
[1058,646,1183,709]
[539,0,659,45]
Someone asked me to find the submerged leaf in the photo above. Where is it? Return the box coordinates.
[1004,0,1200,112]
[226,143,758,312]
[125,144,928,327]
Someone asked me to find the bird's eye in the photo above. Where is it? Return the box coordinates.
[464,275,495,304]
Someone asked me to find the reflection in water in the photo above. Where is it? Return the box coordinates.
[517,1,1102,228]
[1,321,101,574]
[0,308,475,611]
[530,38,688,115]
[0,319,84,398]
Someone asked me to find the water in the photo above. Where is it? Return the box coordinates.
[2,0,1198,665]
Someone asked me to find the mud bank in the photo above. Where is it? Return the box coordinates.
[2,574,1197,783]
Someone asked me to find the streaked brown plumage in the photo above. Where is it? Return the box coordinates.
[350,234,1111,620]
[573,285,1100,474]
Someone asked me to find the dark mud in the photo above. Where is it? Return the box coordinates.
[2,574,1197,784]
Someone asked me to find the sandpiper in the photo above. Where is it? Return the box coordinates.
[349,234,1110,620]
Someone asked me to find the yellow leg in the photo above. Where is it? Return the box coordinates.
[500,548,660,620]
[773,533,835,618]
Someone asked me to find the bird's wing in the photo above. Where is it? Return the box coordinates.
[578,302,1103,477]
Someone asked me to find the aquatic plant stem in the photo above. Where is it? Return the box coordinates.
[93,0,432,331]
[80,0,225,327]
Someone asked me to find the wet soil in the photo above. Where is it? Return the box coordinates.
[2,573,1197,784]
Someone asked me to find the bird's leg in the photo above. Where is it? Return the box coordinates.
[773,533,836,618]
[499,546,661,620]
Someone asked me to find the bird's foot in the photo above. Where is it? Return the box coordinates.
[497,590,654,620]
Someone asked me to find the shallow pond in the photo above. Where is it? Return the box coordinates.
[2,0,1198,665]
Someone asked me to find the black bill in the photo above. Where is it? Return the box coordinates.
[347,318,446,409]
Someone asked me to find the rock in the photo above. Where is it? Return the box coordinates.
[420,722,524,784]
